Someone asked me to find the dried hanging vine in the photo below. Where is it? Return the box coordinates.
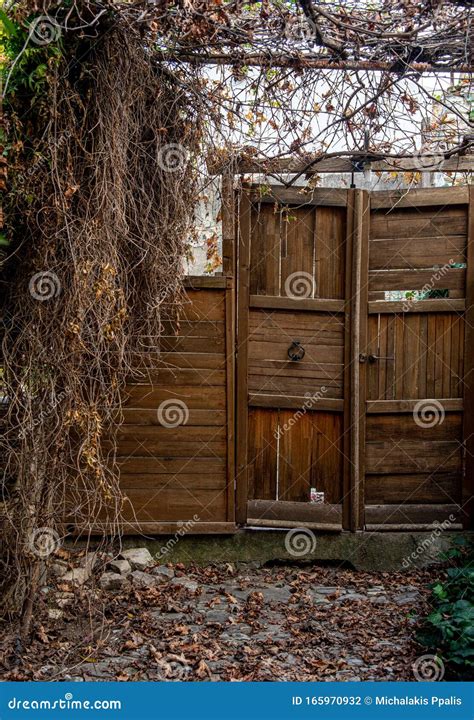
[1,5,202,632]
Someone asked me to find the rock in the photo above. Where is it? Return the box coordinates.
[260,586,292,603]
[337,592,366,602]
[61,567,90,586]
[99,572,129,591]
[370,596,389,605]
[48,608,63,620]
[346,657,365,666]
[120,548,154,570]
[204,609,230,624]
[50,560,69,578]
[394,590,420,605]
[151,565,175,582]
[109,559,131,576]
[170,577,198,593]
[312,586,338,595]
[80,552,98,575]
[130,570,156,589]
[56,591,74,608]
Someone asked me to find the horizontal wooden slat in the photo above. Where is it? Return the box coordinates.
[127,367,226,386]
[365,503,463,525]
[114,425,226,442]
[123,386,225,409]
[119,408,226,426]
[370,207,467,239]
[247,499,342,526]
[366,440,462,474]
[366,412,462,441]
[114,439,226,457]
[249,187,348,207]
[118,488,227,522]
[249,378,342,398]
[368,267,465,292]
[249,361,343,381]
[249,295,345,312]
[248,394,344,412]
[160,335,226,353]
[365,472,462,505]
[117,457,226,474]
[369,236,466,270]
[132,352,225,370]
[368,299,466,314]
[367,399,463,413]
[70,522,237,535]
[370,188,469,209]
[183,276,228,289]
[179,290,225,321]
[119,473,227,490]
[162,320,224,338]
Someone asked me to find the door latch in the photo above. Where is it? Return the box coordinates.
[288,340,305,362]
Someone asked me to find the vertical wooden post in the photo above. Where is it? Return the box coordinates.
[347,189,370,531]
[342,191,354,530]
[221,169,236,523]
[463,186,474,529]
[235,189,252,523]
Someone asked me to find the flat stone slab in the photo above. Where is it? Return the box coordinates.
[120,548,154,570]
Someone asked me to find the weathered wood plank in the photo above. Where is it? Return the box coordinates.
[248,394,344,411]
[368,267,464,293]
[249,295,345,312]
[369,236,466,270]
[368,299,465,314]
[366,398,463,413]
[247,499,342,526]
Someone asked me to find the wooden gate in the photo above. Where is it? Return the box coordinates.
[237,185,474,531]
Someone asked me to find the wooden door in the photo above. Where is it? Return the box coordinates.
[236,184,473,532]
[361,187,473,530]
[236,186,354,528]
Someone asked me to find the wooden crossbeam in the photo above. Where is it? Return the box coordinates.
[208,154,474,176]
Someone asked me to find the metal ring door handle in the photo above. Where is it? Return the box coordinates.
[288,341,305,361]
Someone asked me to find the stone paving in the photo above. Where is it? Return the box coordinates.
[7,548,432,683]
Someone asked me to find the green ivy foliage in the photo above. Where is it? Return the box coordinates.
[417,537,474,679]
